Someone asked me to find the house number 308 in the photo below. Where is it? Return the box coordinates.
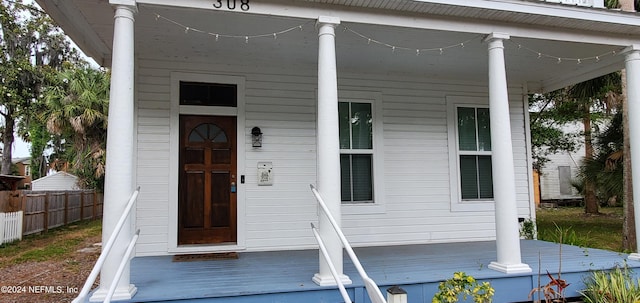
[213,0,250,11]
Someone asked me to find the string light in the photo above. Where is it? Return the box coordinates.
[508,39,622,65]
[154,12,312,43]
[342,25,482,56]
[154,12,623,66]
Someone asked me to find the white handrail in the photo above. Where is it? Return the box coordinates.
[310,185,386,303]
[73,186,141,303]
[311,223,352,303]
[105,229,140,303]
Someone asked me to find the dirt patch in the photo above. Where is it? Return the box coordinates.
[0,222,101,303]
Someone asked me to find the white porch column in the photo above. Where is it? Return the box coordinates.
[484,33,532,274]
[313,16,351,286]
[90,2,138,301]
[624,46,640,261]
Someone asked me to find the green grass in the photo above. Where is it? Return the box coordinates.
[0,219,102,267]
[536,207,624,252]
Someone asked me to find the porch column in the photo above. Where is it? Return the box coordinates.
[484,33,532,274]
[90,1,138,301]
[313,16,352,286]
[624,46,640,261]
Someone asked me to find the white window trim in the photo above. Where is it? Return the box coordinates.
[339,91,385,215]
[446,96,495,212]
[168,72,247,253]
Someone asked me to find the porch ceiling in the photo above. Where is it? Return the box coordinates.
[37,0,637,92]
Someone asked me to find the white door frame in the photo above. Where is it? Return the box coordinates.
[168,72,246,253]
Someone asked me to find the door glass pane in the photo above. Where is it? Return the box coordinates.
[477,108,491,151]
[351,103,372,149]
[189,126,206,142]
[189,124,228,143]
[340,154,352,202]
[460,155,479,200]
[478,155,493,199]
[339,102,350,149]
[457,107,477,151]
[352,154,373,202]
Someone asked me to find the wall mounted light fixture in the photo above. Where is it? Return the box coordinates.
[251,127,263,147]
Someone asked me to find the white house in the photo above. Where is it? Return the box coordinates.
[35,0,640,302]
[31,171,80,191]
[539,122,586,203]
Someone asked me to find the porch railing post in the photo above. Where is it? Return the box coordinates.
[485,33,532,274]
[90,1,138,301]
[313,15,352,286]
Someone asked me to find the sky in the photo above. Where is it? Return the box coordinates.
[13,137,30,158]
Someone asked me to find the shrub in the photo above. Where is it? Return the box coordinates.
[580,266,640,303]
[432,272,494,303]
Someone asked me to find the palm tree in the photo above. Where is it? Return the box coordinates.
[576,113,624,205]
[41,66,110,189]
[565,73,621,214]
[618,0,637,252]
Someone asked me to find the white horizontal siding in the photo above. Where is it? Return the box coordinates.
[133,57,533,256]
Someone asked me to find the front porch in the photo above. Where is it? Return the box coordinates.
[110,240,638,303]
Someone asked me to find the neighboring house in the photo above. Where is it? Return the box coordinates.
[538,123,586,205]
[31,171,80,191]
[11,157,31,189]
[36,0,640,302]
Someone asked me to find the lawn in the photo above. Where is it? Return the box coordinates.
[0,219,102,303]
[536,207,624,252]
[0,219,102,267]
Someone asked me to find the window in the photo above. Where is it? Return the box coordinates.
[179,81,237,107]
[24,165,30,177]
[339,101,374,204]
[446,98,495,210]
[558,166,572,195]
[456,106,493,200]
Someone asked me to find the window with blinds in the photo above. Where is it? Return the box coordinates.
[339,101,374,203]
[457,106,493,200]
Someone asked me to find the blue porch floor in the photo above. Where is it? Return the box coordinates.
[115,240,639,303]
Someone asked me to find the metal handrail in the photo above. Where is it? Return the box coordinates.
[311,223,352,303]
[310,184,386,303]
[105,229,140,303]
[72,186,141,303]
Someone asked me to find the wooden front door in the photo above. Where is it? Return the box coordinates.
[179,115,237,245]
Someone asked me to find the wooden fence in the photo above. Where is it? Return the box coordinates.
[20,190,103,235]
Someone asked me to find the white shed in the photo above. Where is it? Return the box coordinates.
[31,171,79,191]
